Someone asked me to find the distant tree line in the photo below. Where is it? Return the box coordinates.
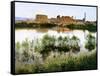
[65,23,97,32]
[15,21,97,32]
[15,22,57,29]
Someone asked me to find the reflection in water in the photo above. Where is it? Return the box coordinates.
[15,29,96,52]
[36,28,48,32]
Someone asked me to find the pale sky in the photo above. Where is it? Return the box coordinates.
[15,2,97,21]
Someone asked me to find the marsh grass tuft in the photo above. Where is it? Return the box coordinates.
[15,51,97,74]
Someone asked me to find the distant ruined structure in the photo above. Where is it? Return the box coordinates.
[34,14,77,26]
[25,13,88,25]
[56,15,76,26]
[83,12,86,22]
[35,14,48,23]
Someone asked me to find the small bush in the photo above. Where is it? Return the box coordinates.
[85,34,96,51]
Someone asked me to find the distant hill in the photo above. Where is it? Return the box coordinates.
[15,17,29,21]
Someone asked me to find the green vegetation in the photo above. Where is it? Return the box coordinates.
[15,34,97,74]
[34,35,80,59]
[15,22,57,29]
[15,51,97,74]
[15,22,96,32]
[66,23,96,32]
[85,34,96,51]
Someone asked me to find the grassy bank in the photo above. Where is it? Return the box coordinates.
[15,22,57,29]
[15,51,97,74]
[15,22,96,32]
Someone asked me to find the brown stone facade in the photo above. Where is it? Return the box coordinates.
[56,15,76,26]
[35,14,48,23]
[34,14,76,25]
